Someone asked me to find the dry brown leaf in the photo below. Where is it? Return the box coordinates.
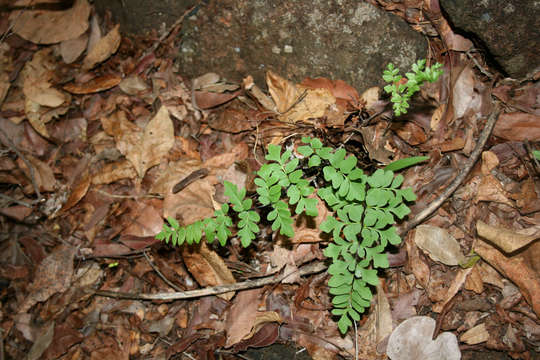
[266,70,300,114]
[123,203,164,238]
[9,0,90,44]
[19,245,77,313]
[460,323,489,345]
[64,74,122,94]
[59,32,89,64]
[481,151,499,175]
[493,112,540,141]
[102,106,174,178]
[433,267,473,313]
[61,173,91,212]
[18,154,56,193]
[245,311,283,340]
[224,288,263,347]
[91,160,137,185]
[474,240,540,317]
[82,24,121,70]
[414,225,466,266]
[163,177,216,224]
[182,242,236,301]
[475,174,514,207]
[360,86,380,111]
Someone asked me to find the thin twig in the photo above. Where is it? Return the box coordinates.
[0,193,33,208]
[86,261,327,301]
[143,250,183,292]
[399,102,501,235]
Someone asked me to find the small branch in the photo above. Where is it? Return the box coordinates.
[400,102,501,235]
[87,261,327,301]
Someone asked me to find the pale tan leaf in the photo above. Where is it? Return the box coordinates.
[460,323,489,345]
[9,0,90,44]
[414,225,466,266]
[266,70,299,114]
[82,24,121,70]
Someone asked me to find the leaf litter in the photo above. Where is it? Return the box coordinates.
[0,0,539,359]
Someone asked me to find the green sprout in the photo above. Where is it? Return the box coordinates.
[383,59,443,116]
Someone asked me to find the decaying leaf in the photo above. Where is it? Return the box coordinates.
[386,316,460,360]
[19,245,77,313]
[414,225,466,266]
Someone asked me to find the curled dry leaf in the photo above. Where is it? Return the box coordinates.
[476,220,540,254]
[474,240,540,317]
[414,225,466,266]
[64,74,122,94]
[9,0,91,44]
[182,242,236,301]
[82,24,121,70]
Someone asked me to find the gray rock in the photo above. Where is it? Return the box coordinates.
[440,0,540,79]
[176,0,427,91]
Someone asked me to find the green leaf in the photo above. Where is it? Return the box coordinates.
[284,158,299,173]
[343,223,362,242]
[361,268,380,286]
[308,155,321,167]
[373,253,389,268]
[266,144,282,162]
[310,138,323,149]
[330,148,346,168]
[339,155,357,174]
[390,203,411,219]
[384,156,429,172]
[287,185,300,204]
[303,198,318,217]
[297,145,313,157]
[168,217,180,230]
[533,150,540,161]
[337,313,352,334]
[401,187,417,202]
[368,169,394,188]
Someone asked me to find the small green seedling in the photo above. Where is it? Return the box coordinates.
[533,150,540,161]
[383,59,443,116]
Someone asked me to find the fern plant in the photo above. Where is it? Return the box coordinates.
[157,136,418,334]
[383,59,443,116]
